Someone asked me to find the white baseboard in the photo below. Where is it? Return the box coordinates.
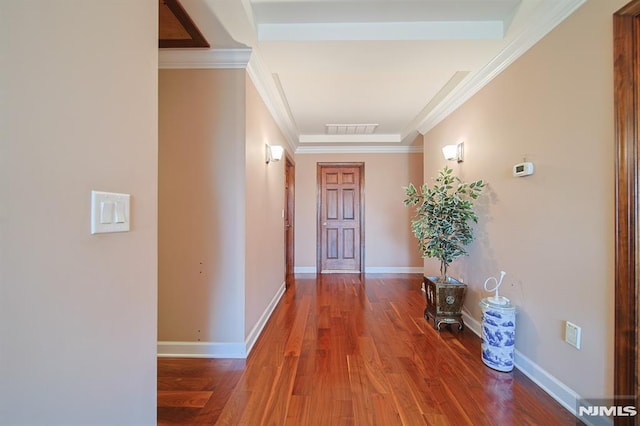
[514,348,581,415]
[461,310,581,418]
[294,266,423,274]
[461,309,482,335]
[158,282,287,359]
[157,341,247,359]
[365,266,423,273]
[245,281,286,355]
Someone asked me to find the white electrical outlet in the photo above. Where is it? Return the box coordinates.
[565,321,581,349]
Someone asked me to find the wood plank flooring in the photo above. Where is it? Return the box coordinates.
[158,274,580,425]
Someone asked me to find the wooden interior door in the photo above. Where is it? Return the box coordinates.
[285,156,295,280]
[317,163,364,273]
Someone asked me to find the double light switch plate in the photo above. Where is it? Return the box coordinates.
[91,190,130,234]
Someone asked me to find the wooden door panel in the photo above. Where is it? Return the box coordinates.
[327,228,338,259]
[326,189,338,220]
[326,172,339,184]
[343,189,355,220]
[342,172,355,184]
[344,229,355,259]
[318,164,363,273]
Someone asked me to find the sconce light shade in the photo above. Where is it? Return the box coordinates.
[265,144,285,164]
[271,145,284,162]
[442,142,464,163]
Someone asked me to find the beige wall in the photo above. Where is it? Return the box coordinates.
[294,151,423,271]
[1,1,158,424]
[245,76,288,336]
[422,0,625,399]
[159,69,246,344]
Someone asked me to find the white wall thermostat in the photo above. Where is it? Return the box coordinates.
[513,162,534,177]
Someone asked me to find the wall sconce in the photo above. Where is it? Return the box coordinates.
[265,144,284,164]
[442,142,464,163]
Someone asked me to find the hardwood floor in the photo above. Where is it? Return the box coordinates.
[158,274,580,425]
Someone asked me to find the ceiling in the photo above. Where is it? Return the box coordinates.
[159,0,586,153]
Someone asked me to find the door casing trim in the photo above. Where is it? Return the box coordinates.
[614,2,640,419]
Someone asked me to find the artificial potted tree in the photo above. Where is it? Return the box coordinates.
[403,166,485,330]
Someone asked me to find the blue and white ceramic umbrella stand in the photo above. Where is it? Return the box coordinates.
[480,271,517,372]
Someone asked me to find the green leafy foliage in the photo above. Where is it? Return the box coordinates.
[403,166,485,281]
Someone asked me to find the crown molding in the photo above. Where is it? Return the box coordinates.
[403,71,469,139]
[296,145,423,154]
[158,48,252,69]
[158,47,299,152]
[417,0,587,135]
[246,56,299,153]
